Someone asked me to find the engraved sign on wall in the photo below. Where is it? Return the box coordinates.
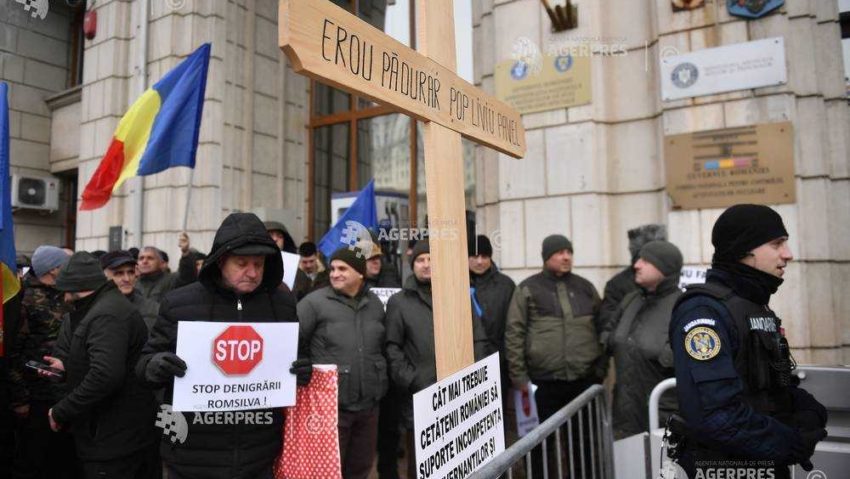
[494,53,592,115]
[660,37,786,101]
[664,122,795,209]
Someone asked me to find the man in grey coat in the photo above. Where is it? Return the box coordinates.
[297,246,387,479]
[604,240,682,438]
[598,224,667,334]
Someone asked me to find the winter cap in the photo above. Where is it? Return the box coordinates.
[55,252,108,292]
[100,250,136,270]
[364,241,382,259]
[468,235,493,257]
[627,224,667,259]
[31,246,71,278]
[638,241,683,277]
[712,204,788,263]
[541,234,573,262]
[410,241,430,267]
[298,241,317,257]
[330,246,367,276]
[263,221,288,234]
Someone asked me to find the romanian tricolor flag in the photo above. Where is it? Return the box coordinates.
[80,43,211,210]
[1,82,21,356]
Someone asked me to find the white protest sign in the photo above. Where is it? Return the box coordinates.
[413,353,504,479]
[371,287,401,311]
[679,266,708,290]
[173,321,299,412]
[513,384,539,438]
[281,252,299,290]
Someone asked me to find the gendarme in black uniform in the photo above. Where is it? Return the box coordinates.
[669,204,827,479]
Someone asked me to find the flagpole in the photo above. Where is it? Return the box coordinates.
[129,0,149,248]
[182,168,194,232]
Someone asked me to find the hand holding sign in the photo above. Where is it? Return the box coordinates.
[144,352,187,383]
[173,321,299,412]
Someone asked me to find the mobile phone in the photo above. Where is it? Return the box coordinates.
[25,360,65,379]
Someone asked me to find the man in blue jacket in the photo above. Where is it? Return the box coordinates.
[670,204,827,479]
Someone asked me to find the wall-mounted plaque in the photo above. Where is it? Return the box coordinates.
[495,53,591,115]
[660,37,786,101]
[664,122,795,209]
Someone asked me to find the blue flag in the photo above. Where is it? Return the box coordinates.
[1,82,21,307]
[318,179,378,260]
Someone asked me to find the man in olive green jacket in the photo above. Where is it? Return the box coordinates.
[505,234,604,478]
[297,246,387,479]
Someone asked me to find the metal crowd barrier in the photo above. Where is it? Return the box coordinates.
[469,384,615,479]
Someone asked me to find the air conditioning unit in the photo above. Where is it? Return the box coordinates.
[10,174,60,211]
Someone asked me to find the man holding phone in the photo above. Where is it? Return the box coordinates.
[48,252,159,478]
[5,245,78,478]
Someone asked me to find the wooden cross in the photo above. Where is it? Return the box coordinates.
[279,0,526,379]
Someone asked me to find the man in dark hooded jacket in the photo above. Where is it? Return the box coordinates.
[48,252,158,478]
[264,220,298,254]
[136,212,311,479]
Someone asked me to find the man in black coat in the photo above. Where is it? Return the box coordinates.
[136,212,311,479]
[47,252,158,478]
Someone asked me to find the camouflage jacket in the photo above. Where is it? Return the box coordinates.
[7,273,71,406]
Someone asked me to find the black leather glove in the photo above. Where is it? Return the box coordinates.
[145,352,187,383]
[792,428,827,464]
[793,410,825,431]
[790,387,828,427]
[290,358,312,386]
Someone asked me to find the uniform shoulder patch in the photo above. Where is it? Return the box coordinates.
[684,326,721,361]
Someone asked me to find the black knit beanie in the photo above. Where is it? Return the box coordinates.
[639,241,683,277]
[55,252,108,292]
[468,235,493,257]
[330,247,367,276]
[410,241,430,267]
[712,204,788,263]
[541,234,573,262]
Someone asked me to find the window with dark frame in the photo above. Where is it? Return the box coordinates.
[306,0,476,241]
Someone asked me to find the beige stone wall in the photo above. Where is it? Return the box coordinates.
[473,0,850,364]
[2,1,76,253]
[73,0,309,265]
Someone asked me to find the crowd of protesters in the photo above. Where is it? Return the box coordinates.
[1,204,816,479]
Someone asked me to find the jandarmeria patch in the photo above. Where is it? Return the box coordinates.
[684,326,721,361]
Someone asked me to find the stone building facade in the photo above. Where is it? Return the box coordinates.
[472,0,850,364]
[3,0,848,362]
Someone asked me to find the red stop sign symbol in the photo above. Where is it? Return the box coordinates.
[213,325,264,375]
